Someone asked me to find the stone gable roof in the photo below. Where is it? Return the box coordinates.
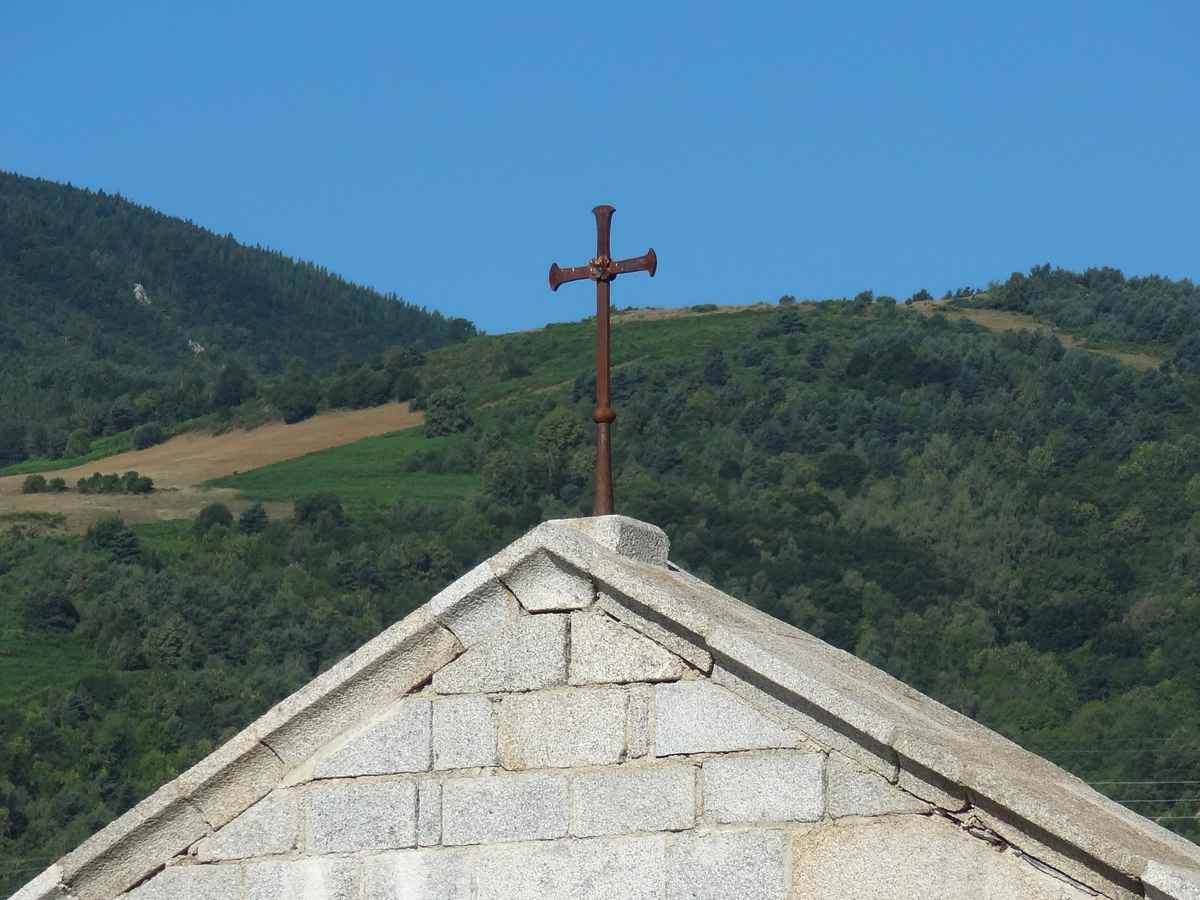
[10,516,1200,900]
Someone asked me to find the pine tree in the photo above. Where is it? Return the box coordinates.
[238,502,269,534]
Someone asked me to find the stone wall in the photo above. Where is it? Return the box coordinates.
[121,605,1093,900]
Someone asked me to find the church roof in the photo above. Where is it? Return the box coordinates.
[11,516,1200,900]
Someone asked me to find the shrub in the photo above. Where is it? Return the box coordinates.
[84,516,141,562]
[238,502,269,534]
[778,295,797,305]
[690,303,719,313]
[194,503,234,534]
[65,429,91,458]
[21,474,47,494]
[132,422,165,450]
[423,386,472,437]
[294,492,346,530]
[47,477,66,493]
[22,590,80,633]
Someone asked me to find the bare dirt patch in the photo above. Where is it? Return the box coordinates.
[0,403,425,531]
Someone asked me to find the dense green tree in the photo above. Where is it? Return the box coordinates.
[238,502,269,534]
[424,387,473,437]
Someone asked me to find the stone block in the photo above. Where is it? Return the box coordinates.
[712,664,895,780]
[552,515,671,566]
[8,866,68,900]
[433,615,567,694]
[313,698,431,778]
[626,683,654,759]
[196,792,297,861]
[174,727,284,829]
[364,849,473,900]
[432,694,498,770]
[427,562,519,647]
[257,609,461,766]
[441,772,568,845]
[1144,862,1200,900]
[304,779,418,854]
[702,751,824,824]
[826,752,929,818]
[569,611,686,685]
[666,828,792,900]
[572,763,696,836]
[245,858,360,900]
[597,591,712,672]
[59,783,210,900]
[497,687,625,769]
[418,779,442,847]
[493,547,594,612]
[473,834,666,900]
[791,815,1094,900]
[655,680,801,757]
[125,863,242,900]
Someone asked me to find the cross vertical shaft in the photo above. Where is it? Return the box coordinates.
[549,204,657,516]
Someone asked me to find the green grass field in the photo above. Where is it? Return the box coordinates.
[0,432,135,476]
[208,428,480,509]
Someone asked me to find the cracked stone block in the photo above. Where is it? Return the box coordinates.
[175,727,284,829]
[433,694,498,770]
[427,562,519,647]
[703,751,824,824]
[304,780,418,854]
[569,611,687,685]
[245,858,360,900]
[791,815,1093,899]
[313,698,431,778]
[433,614,567,694]
[572,763,696,836]
[441,772,568,845]
[827,752,929,818]
[125,864,243,900]
[655,680,802,756]
[497,686,626,769]
[666,828,792,900]
[196,792,298,861]
[494,548,594,612]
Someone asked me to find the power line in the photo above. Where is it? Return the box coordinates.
[1089,780,1200,785]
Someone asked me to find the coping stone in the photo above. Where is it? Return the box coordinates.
[59,782,209,900]
[492,547,594,612]
[427,562,519,648]
[571,763,696,836]
[655,680,803,757]
[7,867,69,900]
[174,727,284,829]
[245,858,360,900]
[569,610,686,685]
[552,515,671,566]
[441,772,568,846]
[303,779,418,854]
[433,694,498,770]
[255,608,461,766]
[497,686,626,769]
[1144,862,1200,900]
[196,792,297,861]
[312,698,431,778]
[433,614,568,694]
[702,751,825,824]
[665,828,792,900]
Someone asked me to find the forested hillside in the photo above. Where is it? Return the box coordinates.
[983,264,1200,368]
[0,172,474,467]
[5,281,1200,888]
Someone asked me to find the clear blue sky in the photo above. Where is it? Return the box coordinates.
[3,2,1197,333]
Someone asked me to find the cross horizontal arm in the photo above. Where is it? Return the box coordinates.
[610,248,658,278]
[548,262,594,292]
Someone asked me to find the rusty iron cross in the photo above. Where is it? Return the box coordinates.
[549,205,657,516]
